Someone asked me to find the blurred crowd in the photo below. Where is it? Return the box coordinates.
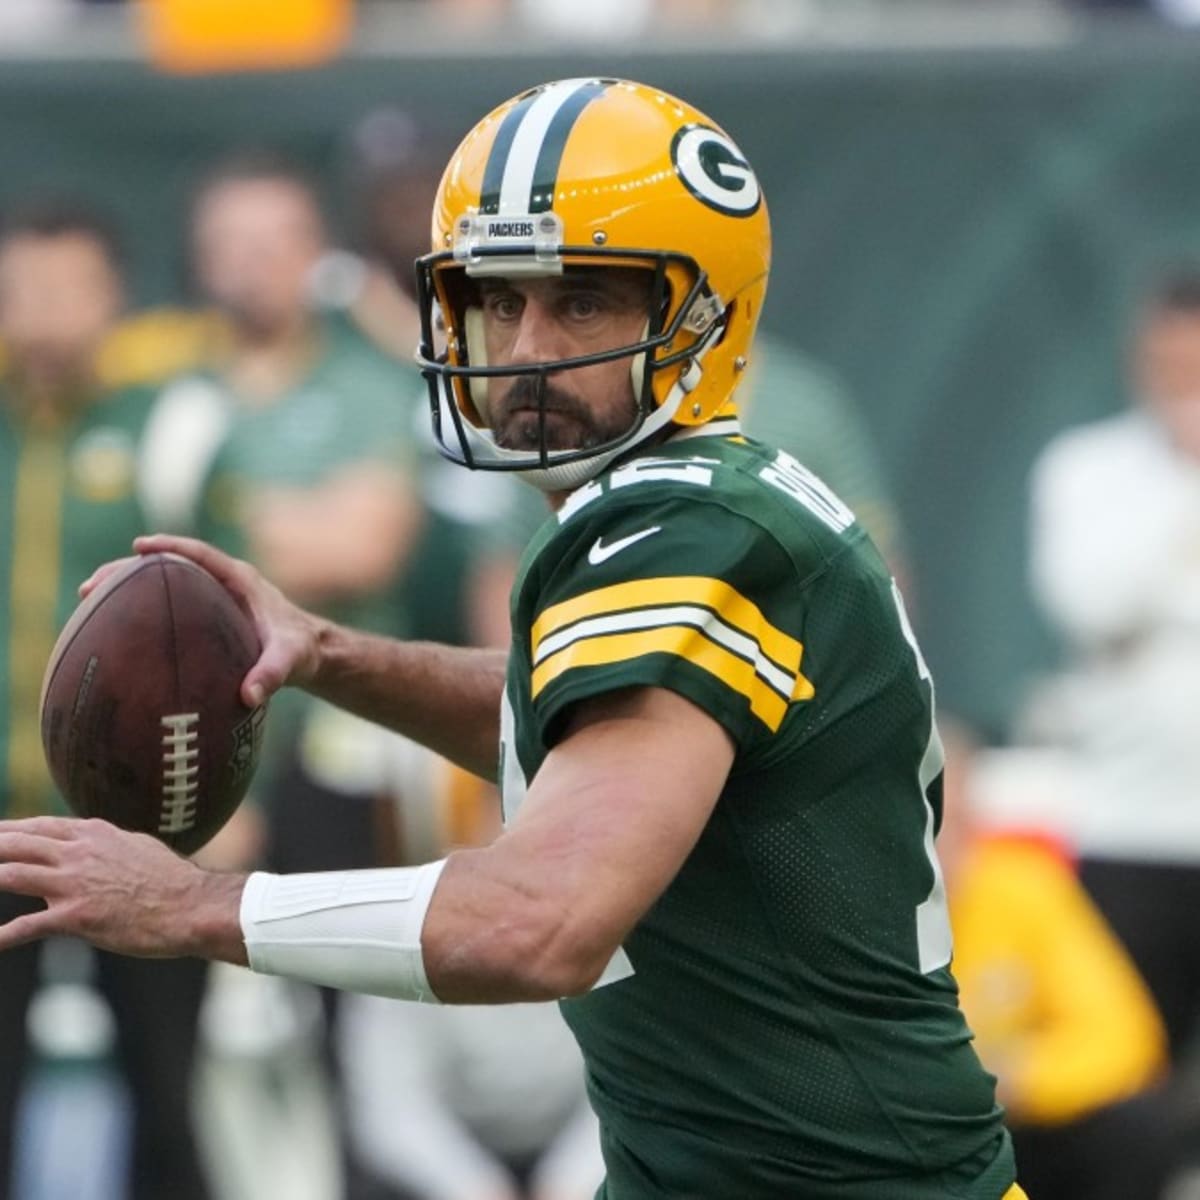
[9,0,1200,40]
[4,25,1200,1200]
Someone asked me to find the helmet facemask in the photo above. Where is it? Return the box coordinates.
[416,245,727,491]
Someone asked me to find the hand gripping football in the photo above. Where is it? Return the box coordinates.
[40,553,267,856]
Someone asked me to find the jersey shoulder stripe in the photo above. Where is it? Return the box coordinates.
[530,573,815,732]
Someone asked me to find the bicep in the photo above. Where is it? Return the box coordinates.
[507,686,736,953]
[421,686,735,1002]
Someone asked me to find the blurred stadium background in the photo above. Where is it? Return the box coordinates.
[5,1,1200,1198]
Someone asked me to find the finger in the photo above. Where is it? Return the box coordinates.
[0,908,59,953]
[78,556,137,599]
[242,641,293,707]
[0,816,80,842]
[0,863,58,898]
[134,534,248,593]
[0,831,66,865]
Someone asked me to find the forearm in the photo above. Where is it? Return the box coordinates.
[310,619,506,779]
[236,848,590,1005]
[420,847,606,1004]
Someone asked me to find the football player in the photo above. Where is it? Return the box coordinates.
[0,80,1024,1199]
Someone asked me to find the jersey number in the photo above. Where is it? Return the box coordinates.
[892,582,953,974]
[759,452,855,533]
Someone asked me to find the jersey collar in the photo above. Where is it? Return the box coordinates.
[671,416,742,442]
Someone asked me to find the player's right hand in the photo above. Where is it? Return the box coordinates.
[83,534,324,708]
[0,816,249,963]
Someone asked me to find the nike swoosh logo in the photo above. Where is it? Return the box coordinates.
[587,526,662,565]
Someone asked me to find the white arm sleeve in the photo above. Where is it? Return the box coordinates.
[239,863,446,1003]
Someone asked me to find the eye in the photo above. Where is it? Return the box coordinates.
[483,290,522,321]
[564,292,604,320]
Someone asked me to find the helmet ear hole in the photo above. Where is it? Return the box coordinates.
[712,299,734,348]
[462,306,489,417]
[629,321,650,408]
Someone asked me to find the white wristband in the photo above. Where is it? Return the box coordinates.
[239,861,447,1003]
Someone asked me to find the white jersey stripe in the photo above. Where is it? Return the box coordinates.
[533,602,796,700]
[497,78,594,215]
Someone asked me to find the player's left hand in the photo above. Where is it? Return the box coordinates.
[0,816,248,962]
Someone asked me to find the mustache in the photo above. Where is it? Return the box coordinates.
[496,375,589,424]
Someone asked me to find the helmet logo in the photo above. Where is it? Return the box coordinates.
[671,125,761,217]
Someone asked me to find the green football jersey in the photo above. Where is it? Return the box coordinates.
[502,422,1013,1199]
[0,384,155,819]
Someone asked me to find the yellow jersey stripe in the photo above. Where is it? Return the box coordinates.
[531,622,805,731]
[9,433,65,815]
[533,602,802,701]
[532,575,803,676]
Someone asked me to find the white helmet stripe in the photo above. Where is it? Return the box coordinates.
[498,78,600,215]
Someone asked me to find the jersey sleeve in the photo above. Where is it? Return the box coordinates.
[522,491,816,753]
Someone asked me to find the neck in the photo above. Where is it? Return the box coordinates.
[223,315,319,404]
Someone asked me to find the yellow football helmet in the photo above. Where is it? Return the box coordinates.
[415,77,771,490]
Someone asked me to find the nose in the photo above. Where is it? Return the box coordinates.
[507,297,565,366]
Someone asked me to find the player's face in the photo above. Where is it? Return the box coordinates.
[1137,307,1200,459]
[0,232,121,389]
[192,179,324,337]
[475,268,653,453]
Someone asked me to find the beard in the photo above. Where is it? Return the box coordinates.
[490,374,638,453]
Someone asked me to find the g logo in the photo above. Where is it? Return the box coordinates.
[671,124,761,217]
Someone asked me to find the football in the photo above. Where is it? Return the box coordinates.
[39,553,267,856]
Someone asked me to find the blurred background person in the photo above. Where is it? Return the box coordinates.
[939,723,1173,1200]
[340,991,603,1200]
[1024,265,1200,1190]
[140,151,426,1200]
[1027,266,1200,1065]
[0,200,212,1200]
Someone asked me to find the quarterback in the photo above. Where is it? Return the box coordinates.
[0,80,1023,1198]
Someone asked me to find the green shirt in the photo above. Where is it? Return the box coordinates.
[502,423,1013,1199]
[0,384,155,819]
